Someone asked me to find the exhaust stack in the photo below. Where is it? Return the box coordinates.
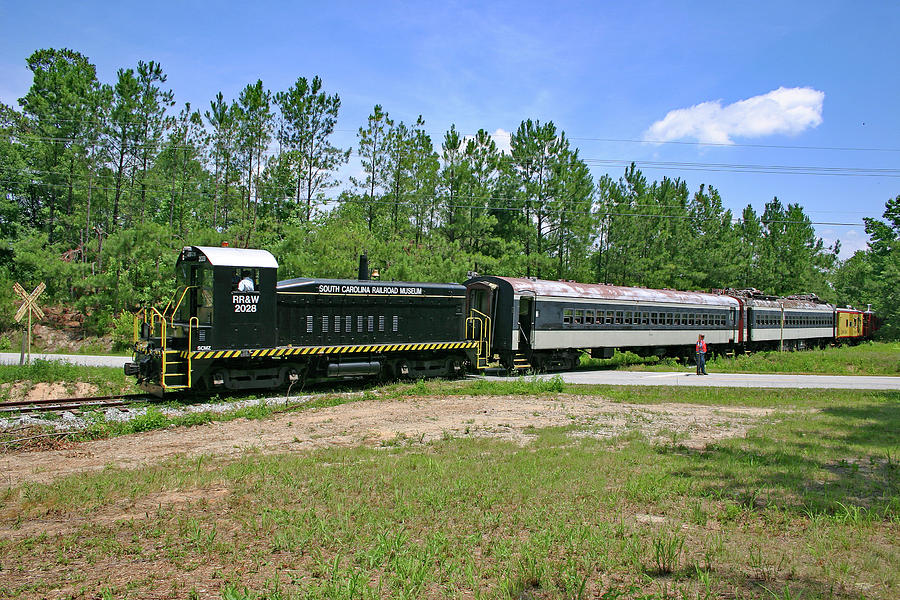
[358,253,369,280]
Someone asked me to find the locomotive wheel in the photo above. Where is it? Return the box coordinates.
[397,359,412,379]
[445,358,462,378]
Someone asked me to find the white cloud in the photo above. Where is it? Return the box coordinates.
[461,128,512,154]
[490,128,512,154]
[819,228,869,260]
[644,87,825,144]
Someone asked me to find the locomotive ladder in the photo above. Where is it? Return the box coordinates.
[465,309,492,370]
[160,316,198,390]
[138,305,196,391]
[161,349,190,390]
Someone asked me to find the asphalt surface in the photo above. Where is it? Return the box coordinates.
[1,353,896,390]
[0,352,130,368]
[481,369,900,390]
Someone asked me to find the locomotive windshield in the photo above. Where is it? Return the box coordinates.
[196,267,213,325]
[173,263,213,325]
[174,263,191,324]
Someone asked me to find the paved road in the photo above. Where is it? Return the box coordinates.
[479,369,900,390]
[1,353,896,390]
[0,352,130,368]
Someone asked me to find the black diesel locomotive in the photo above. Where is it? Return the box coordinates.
[127,245,877,393]
[127,246,476,394]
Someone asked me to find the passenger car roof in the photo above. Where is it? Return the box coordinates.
[469,276,739,307]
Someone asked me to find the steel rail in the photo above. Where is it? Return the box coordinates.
[0,394,149,415]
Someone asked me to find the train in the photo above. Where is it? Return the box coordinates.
[125,245,878,394]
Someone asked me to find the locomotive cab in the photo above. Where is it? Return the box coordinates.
[128,246,279,392]
[175,246,279,351]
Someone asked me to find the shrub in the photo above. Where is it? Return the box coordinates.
[112,311,135,351]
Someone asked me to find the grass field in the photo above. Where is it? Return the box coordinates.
[1,384,897,599]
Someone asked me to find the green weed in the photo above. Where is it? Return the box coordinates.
[650,529,685,574]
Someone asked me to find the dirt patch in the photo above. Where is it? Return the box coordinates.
[1,381,98,402]
[0,394,782,489]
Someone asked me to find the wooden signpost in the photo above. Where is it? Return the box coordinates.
[13,282,45,365]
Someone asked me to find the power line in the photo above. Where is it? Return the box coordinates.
[4,167,884,214]
[584,158,900,174]
[3,131,897,179]
[0,178,869,227]
[331,128,900,153]
[18,117,900,153]
[563,136,900,153]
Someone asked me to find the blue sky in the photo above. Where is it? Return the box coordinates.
[1,0,897,257]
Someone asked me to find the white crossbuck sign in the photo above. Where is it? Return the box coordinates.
[14,282,46,323]
[13,282,45,364]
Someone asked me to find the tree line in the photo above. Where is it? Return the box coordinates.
[0,48,895,338]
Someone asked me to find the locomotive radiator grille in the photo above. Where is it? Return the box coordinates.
[184,341,478,360]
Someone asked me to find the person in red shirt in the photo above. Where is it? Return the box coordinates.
[695,334,708,375]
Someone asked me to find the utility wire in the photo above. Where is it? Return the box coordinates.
[2,168,884,215]
[2,131,896,179]
[14,117,900,152]
[0,178,868,227]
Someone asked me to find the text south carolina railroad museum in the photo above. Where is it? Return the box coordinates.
[317,284,424,295]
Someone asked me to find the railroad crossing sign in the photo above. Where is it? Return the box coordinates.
[13,282,45,365]
[14,282,45,323]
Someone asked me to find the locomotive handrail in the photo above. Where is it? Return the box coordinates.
[169,286,196,328]
[187,316,198,388]
[148,306,166,336]
[133,308,144,343]
[466,309,492,368]
[138,306,168,351]
[160,287,180,319]
[159,316,178,390]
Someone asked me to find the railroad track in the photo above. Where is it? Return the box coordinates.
[0,394,150,415]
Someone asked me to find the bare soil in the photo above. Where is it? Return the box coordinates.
[0,381,98,402]
[1,393,778,489]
